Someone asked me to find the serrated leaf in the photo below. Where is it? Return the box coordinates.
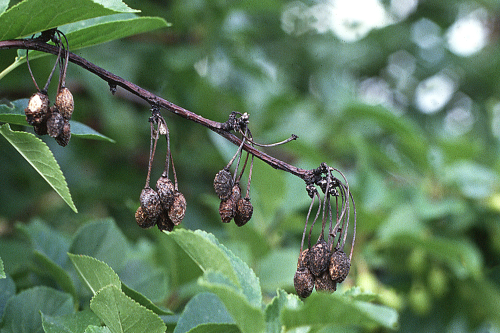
[90,285,166,333]
[69,219,129,273]
[198,271,266,333]
[0,0,139,41]
[121,283,172,316]
[41,309,102,333]
[0,99,115,142]
[68,253,120,296]
[0,0,8,15]
[84,326,111,333]
[174,292,234,333]
[0,286,74,333]
[0,123,77,212]
[0,274,15,318]
[281,292,399,330]
[168,229,240,287]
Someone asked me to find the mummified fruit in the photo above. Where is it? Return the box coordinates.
[135,206,156,228]
[47,108,64,138]
[234,197,253,227]
[168,191,186,225]
[25,91,49,125]
[156,176,175,210]
[157,209,175,232]
[33,120,48,136]
[297,249,309,269]
[314,270,337,293]
[329,250,350,283]
[307,239,331,277]
[140,187,162,219]
[219,184,241,223]
[55,120,71,147]
[55,87,74,120]
[214,169,233,200]
[294,266,315,298]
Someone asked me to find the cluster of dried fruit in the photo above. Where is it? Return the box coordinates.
[294,163,356,298]
[24,30,73,146]
[135,109,186,232]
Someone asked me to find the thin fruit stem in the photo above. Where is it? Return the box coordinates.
[42,41,63,92]
[25,50,39,91]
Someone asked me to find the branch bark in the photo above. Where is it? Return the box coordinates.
[0,38,315,182]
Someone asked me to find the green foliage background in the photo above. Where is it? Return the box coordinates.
[2,0,500,332]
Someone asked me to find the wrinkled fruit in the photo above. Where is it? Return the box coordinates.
[55,120,71,146]
[140,187,162,219]
[25,91,49,126]
[135,206,156,228]
[219,184,241,223]
[329,250,350,283]
[307,239,331,276]
[157,209,175,232]
[294,267,315,298]
[234,197,253,227]
[214,168,233,200]
[314,270,337,292]
[156,176,175,209]
[47,108,64,138]
[55,87,74,120]
[168,191,186,225]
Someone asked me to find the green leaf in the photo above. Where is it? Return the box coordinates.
[0,256,4,279]
[0,0,8,15]
[0,0,139,40]
[281,292,399,330]
[174,292,234,333]
[33,251,78,304]
[68,253,120,296]
[185,324,240,333]
[257,248,297,292]
[198,271,266,333]
[0,274,15,319]
[0,286,74,333]
[121,283,173,316]
[168,229,240,287]
[89,285,166,333]
[265,289,301,333]
[169,229,262,307]
[41,309,102,333]
[0,123,77,213]
[0,99,115,142]
[84,326,111,333]
[69,219,129,273]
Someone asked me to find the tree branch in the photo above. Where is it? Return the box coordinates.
[0,38,315,182]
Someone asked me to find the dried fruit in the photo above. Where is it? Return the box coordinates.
[140,187,162,219]
[33,120,48,136]
[25,91,49,126]
[55,87,74,120]
[168,191,186,225]
[314,270,337,293]
[156,176,175,210]
[55,120,71,146]
[214,168,233,200]
[47,108,64,138]
[294,267,314,298]
[329,250,350,283]
[135,206,156,228]
[234,197,253,227]
[306,239,331,277]
[157,209,175,232]
[297,249,309,269]
[219,184,241,223]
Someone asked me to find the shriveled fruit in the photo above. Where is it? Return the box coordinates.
[47,108,64,138]
[297,248,309,269]
[55,87,74,120]
[168,191,186,225]
[140,187,162,219]
[156,176,175,209]
[306,239,331,276]
[234,197,253,227]
[55,120,71,146]
[294,267,314,298]
[135,206,156,228]
[218,184,241,223]
[314,270,337,293]
[329,250,350,283]
[25,91,49,125]
[214,168,233,200]
[157,209,175,232]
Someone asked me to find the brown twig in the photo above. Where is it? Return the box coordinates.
[1,38,314,181]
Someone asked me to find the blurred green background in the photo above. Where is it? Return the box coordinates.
[2,0,500,331]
